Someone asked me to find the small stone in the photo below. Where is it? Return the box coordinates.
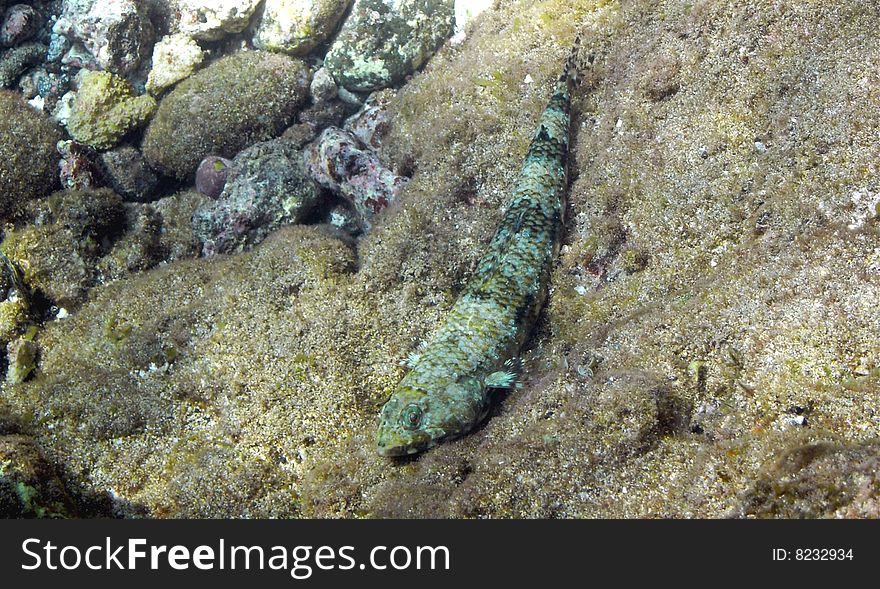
[51,90,75,126]
[327,203,361,235]
[6,336,37,385]
[0,42,45,89]
[281,123,318,149]
[0,4,42,47]
[298,100,346,130]
[60,42,98,70]
[146,33,205,96]
[253,0,353,56]
[100,145,160,202]
[46,32,70,63]
[343,100,391,149]
[336,85,363,105]
[57,139,99,191]
[67,70,157,150]
[195,156,233,199]
[310,66,338,103]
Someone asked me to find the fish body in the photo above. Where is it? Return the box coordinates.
[376,54,579,456]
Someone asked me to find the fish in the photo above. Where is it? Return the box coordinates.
[376,39,586,456]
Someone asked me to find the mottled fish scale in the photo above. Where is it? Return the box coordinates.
[376,57,576,456]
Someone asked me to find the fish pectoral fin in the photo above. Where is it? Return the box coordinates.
[485,370,518,390]
[403,352,421,369]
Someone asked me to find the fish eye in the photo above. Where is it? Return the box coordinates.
[400,404,423,430]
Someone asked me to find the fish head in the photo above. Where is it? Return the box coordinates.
[376,377,489,457]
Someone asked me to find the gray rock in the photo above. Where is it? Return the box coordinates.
[100,145,160,202]
[54,0,154,74]
[193,140,322,256]
[253,0,353,56]
[324,0,455,91]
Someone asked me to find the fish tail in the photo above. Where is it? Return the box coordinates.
[559,32,595,92]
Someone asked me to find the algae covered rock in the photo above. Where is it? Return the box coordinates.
[253,0,353,56]
[193,139,322,255]
[0,41,44,88]
[100,145,160,202]
[0,90,61,220]
[142,51,312,180]
[152,190,209,262]
[324,0,455,91]
[6,335,37,385]
[67,71,157,150]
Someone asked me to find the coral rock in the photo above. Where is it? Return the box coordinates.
[306,126,407,228]
[176,0,263,41]
[146,33,205,96]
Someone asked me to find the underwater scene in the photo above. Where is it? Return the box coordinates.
[0,0,879,519]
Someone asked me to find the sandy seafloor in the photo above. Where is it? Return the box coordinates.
[1,0,880,518]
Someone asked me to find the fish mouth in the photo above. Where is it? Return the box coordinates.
[376,427,433,457]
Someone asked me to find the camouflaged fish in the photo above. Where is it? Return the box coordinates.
[377,42,585,456]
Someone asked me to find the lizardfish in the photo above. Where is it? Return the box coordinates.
[377,42,585,456]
